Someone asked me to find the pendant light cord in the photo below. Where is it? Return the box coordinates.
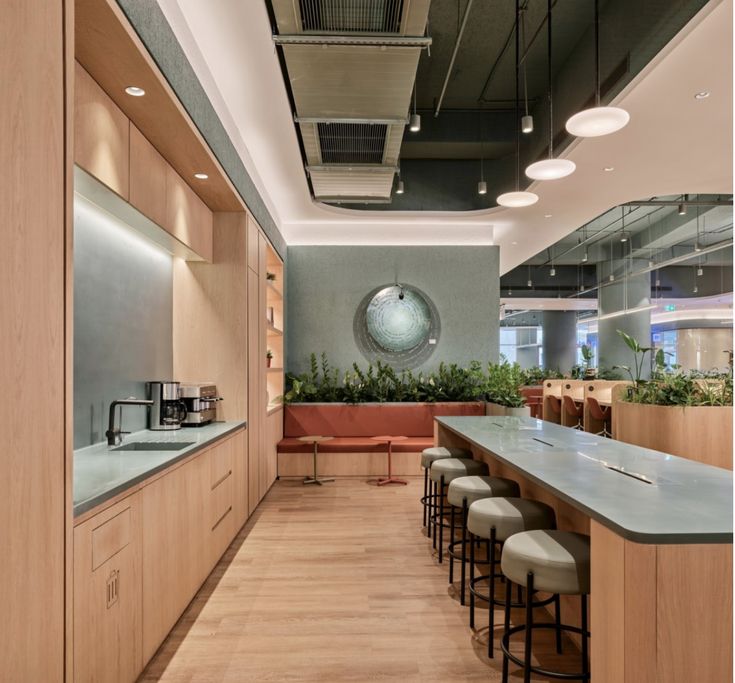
[547,0,553,159]
[515,0,520,190]
[595,0,600,107]
[521,9,529,117]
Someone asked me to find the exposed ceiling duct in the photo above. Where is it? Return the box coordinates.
[270,0,431,202]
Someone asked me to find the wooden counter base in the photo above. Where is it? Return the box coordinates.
[436,422,733,683]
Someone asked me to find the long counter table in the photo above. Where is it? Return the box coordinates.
[73,420,246,517]
[435,416,733,683]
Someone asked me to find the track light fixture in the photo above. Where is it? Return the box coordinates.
[497,0,539,207]
[565,0,629,138]
[526,0,576,180]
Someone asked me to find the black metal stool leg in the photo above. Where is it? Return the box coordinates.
[422,467,428,528]
[554,593,563,654]
[501,578,512,683]
[488,526,497,658]
[581,594,589,678]
[438,477,445,563]
[524,572,534,683]
[431,479,437,548]
[469,530,476,629]
[448,503,456,583]
[460,499,468,605]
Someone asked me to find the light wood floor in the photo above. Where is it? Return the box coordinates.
[139,478,581,682]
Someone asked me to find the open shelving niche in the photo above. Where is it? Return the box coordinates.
[265,243,284,413]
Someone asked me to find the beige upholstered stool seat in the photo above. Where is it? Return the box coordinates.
[429,457,488,484]
[420,446,471,469]
[467,497,556,542]
[501,529,591,595]
[447,476,520,508]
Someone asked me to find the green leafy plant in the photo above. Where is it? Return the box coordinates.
[613,330,654,386]
[266,272,276,281]
[486,360,526,408]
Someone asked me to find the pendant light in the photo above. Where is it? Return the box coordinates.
[395,166,404,194]
[526,0,576,180]
[478,109,487,194]
[565,0,630,137]
[409,84,421,132]
[497,0,539,208]
[520,10,533,134]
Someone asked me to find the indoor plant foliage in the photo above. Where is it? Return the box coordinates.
[284,354,515,405]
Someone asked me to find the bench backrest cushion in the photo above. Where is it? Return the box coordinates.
[284,402,485,438]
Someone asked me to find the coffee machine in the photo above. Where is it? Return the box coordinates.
[179,382,222,427]
[147,381,187,431]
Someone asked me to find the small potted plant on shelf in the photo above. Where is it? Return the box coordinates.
[266,349,273,368]
[266,272,276,282]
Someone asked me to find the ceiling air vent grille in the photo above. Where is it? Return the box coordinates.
[317,122,388,164]
[299,0,404,33]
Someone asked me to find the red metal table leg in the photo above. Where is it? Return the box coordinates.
[377,440,407,486]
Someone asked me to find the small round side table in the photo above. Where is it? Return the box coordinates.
[371,435,408,486]
[298,435,334,485]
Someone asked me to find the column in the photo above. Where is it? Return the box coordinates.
[596,260,652,378]
[542,311,577,373]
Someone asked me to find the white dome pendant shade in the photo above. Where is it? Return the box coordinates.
[497,191,539,208]
[525,158,576,180]
[565,106,629,137]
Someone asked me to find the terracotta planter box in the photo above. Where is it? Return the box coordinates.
[613,401,733,470]
[485,402,531,418]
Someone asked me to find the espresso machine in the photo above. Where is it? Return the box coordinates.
[147,381,187,431]
[179,382,222,426]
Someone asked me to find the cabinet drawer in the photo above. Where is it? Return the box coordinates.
[92,507,131,571]
[210,438,233,490]
[211,474,233,531]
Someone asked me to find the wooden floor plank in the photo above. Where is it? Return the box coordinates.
[140,479,580,682]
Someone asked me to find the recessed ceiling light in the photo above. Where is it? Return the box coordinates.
[512,241,518,245]
[694,91,710,100]
[194,172,209,180]
[544,214,552,218]
[603,166,615,172]
[125,86,145,97]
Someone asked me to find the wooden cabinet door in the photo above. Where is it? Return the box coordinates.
[247,267,261,514]
[74,62,129,199]
[73,497,143,683]
[165,165,213,261]
[129,124,167,227]
[259,236,268,500]
[141,455,208,662]
[208,435,236,564]
[231,429,249,529]
[266,409,283,487]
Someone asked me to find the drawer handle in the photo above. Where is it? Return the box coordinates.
[212,506,232,531]
[211,469,232,491]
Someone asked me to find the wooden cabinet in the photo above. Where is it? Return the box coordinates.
[75,62,130,199]
[209,434,235,564]
[247,215,260,273]
[266,409,283,486]
[73,498,143,683]
[129,124,167,227]
[165,165,213,262]
[141,454,208,662]
[247,266,262,514]
[232,429,249,530]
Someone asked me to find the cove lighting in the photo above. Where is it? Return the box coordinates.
[565,106,630,138]
[496,191,538,208]
[525,158,576,181]
[597,303,657,322]
[194,172,209,180]
[125,86,146,97]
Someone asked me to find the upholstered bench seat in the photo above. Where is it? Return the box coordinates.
[277,436,434,454]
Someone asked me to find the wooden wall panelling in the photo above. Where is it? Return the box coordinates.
[259,235,269,498]
[141,454,208,662]
[73,497,143,683]
[165,165,213,262]
[247,266,261,514]
[0,2,66,680]
[75,0,243,212]
[172,212,248,422]
[74,61,130,199]
[247,214,260,273]
[129,123,167,227]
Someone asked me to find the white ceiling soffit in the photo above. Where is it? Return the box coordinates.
[158,0,732,266]
[270,0,430,201]
[501,298,599,312]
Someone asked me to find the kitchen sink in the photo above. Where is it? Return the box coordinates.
[112,441,196,452]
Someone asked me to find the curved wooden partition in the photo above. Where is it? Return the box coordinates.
[541,379,563,423]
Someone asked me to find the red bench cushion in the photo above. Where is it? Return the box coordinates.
[278,436,434,454]
[283,402,485,438]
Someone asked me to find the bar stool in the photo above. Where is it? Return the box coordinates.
[587,397,612,437]
[420,447,471,533]
[429,458,488,562]
[466,497,557,657]
[562,395,584,430]
[500,530,591,682]
[446,475,520,606]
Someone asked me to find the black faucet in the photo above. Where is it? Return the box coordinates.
[106,398,154,446]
